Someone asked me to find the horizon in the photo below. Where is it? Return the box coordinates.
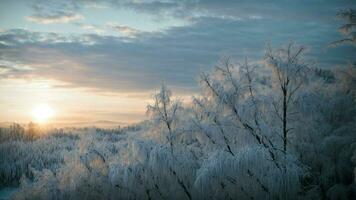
[0,0,355,124]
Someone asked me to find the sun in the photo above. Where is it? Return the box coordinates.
[32,104,55,123]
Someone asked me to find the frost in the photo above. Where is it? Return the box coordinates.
[1,44,355,200]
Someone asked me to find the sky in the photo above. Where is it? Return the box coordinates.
[0,0,355,125]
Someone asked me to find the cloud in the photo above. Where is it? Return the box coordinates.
[84,2,108,9]
[106,0,355,23]
[26,0,83,24]
[24,0,356,26]
[1,0,355,95]
[76,23,106,34]
[1,13,355,96]
[21,0,345,26]
[74,22,144,38]
[0,28,99,45]
[0,60,33,78]
[26,13,84,24]
[106,23,141,38]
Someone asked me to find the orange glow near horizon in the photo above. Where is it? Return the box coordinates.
[32,104,55,123]
[0,79,149,125]
[0,78,194,126]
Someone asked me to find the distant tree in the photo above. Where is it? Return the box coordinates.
[0,123,25,142]
[10,123,25,140]
[147,84,182,154]
[293,69,356,199]
[27,122,39,140]
[335,65,356,99]
[329,8,356,100]
[331,9,356,47]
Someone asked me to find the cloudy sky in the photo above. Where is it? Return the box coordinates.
[0,0,355,124]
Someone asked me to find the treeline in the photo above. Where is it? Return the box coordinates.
[0,122,41,142]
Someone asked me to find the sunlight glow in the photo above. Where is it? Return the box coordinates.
[32,104,55,123]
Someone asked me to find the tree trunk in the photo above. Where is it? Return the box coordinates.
[282,87,288,199]
[166,122,174,154]
[283,88,287,163]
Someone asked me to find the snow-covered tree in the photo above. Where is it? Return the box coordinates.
[147,84,182,153]
[264,44,308,160]
[196,57,281,167]
[293,68,356,199]
[264,43,310,199]
[2,43,355,200]
[331,9,356,47]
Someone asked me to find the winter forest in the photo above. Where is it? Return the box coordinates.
[1,3,356,200]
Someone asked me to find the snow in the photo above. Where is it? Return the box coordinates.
[0,44,355,199]
[0,187,18,200]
